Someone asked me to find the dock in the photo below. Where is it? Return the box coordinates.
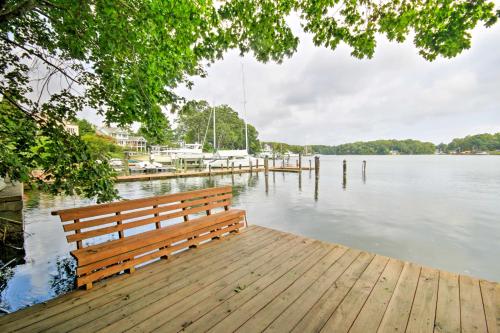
[0,225,497,332]
[116,167,310,182]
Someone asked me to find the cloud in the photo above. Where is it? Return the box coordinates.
[176,21,500,145]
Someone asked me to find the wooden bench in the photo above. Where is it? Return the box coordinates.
[51,186,245,289]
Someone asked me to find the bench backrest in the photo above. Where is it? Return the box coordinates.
[52,186,233,249]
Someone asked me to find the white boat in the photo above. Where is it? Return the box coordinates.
[137,161,163,170]
[205,151,264,168]
[109,158,123,167]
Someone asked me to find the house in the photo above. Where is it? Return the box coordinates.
[99,127,147,152]
[64,123,79,136]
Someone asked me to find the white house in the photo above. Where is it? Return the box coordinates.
[99,127,147,152]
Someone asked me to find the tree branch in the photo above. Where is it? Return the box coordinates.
[0,36,81,85]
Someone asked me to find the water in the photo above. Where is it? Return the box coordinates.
[1,155,499,312]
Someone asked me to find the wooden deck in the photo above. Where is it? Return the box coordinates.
[0,225,498,333]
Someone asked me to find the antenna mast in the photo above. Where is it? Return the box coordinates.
[241,63,249,153]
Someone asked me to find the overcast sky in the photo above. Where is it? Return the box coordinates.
[174,18,500,146]
[80,15,500,146]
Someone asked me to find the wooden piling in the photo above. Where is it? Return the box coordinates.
[314,156,320,178]
[343,159,347,189]
[264,156,269,175]
[250,161,253,174]
[298,152,302,170]
[272,154,276,167]
[309,159,311,170]
[231,162,234,174]
[256,159,259,169]
[124,152,130,176]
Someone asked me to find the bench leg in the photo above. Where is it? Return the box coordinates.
[126,267,135,274]
[85,282,93,290]
[211,228,221,240]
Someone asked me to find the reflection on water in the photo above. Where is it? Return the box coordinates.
[1,155,500,312]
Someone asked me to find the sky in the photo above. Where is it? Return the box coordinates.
[174,18,500,146]
[80,13,500,146]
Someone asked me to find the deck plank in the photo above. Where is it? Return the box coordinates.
[109,234,312,332]
[182,241,325,332]
[234,245,348,332]
[54,229,292,333]
[0,225,259,326]
[205,244,333,332]
[0,225,497,333]
[434,271,460,333]
[156,236,322,332]
[264,248,362,333]
[8,227,278,333]
[290,251,375,333]
[406,267,440,333]
[479,280,499,333]
[320,255,389,333]
[349,258,405,333]
[460,275,488,333]
[377,262,421,332]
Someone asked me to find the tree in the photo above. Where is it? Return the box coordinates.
[75,119,95,136]
[176,101,260,154]
[1,1,498,201]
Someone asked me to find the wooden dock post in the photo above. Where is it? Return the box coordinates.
[362,160,366,174]
[208,165,212,176]
[250,161,253,174]
[124,152,130,176]
[314,156,320,179]
[273,154,275,167]
[309,159,311,170]
[264,156,269,175]
[231,162,234,174]
[256,159,259,169]
[298,153,302,170]
[226,158,229,170]
[343,159,347,189]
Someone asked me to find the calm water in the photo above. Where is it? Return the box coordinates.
[1,155,499,312]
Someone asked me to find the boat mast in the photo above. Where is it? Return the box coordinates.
[241,63,249,153]
[213,105,216,151]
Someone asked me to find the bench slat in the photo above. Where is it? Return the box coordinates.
[76,222,243,287]
[72,210,245,265]
[76,216,244,275]
[54,186,232,221]
[66,200,233,243]
[62,193,232,232]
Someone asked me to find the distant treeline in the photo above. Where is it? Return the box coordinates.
[437,133,500,153]
[312,140,435,155]
[264,132,500,155]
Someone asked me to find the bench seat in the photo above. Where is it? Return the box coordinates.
[52,186,245,289]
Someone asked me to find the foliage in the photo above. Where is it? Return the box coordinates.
[262,142,306,155]
[176,100,260,153]
[81,133,124,159]
[74,119,95,136]
[325,140,436,155]
[0,101,118,202]
[0,0,497,201]
[440,133,500,153]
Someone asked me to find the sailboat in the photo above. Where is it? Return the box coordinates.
[205,64,264,169]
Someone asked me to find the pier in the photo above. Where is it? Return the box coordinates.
[116,166,311,182]
[0,225,496,332]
